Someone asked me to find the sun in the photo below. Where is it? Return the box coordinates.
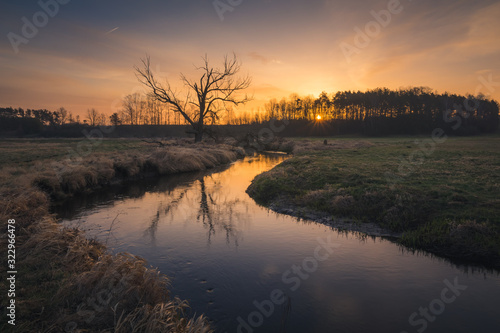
[316,115,322,120]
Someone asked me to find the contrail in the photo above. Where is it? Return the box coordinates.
[105,27,119,35]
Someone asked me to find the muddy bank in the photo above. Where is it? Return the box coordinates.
[267,201,402,238]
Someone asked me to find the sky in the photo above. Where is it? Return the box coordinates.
[0,0,499,118]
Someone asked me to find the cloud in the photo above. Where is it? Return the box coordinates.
[337,0,500,99]
[248,52,282,65]
[250,83,291,97]
[1,0,499,115]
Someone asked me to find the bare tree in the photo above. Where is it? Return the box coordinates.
[98,112,108,126]
[135,53,252,142]
[145,95,165,125]
[121,93,145,125]
[86,108,99,126]
[56,107,68,125]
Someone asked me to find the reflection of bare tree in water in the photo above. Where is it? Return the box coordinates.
[197,177,214,241]
[144,189,187,246]
[196,177,243,245]
[144,175,249,247]
[197,176,247,246]
[145,211,160,246]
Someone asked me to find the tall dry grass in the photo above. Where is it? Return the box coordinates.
[30,144,244,199]
[0,142,244,332]
[53,254,211,332]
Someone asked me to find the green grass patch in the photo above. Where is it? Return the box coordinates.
[247,136,500,267]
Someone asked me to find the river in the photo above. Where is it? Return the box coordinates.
[56,154,500,333]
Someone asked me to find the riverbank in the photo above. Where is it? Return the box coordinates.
[0,138,245,332]
[247,136,500,269]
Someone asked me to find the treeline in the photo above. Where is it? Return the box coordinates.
[0,106,82,125]
[1,87,498,137]
[0,107,72,135]
[261,87,499,135]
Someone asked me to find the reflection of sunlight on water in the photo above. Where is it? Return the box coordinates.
[62,154,289,250]
[59,154,500,333]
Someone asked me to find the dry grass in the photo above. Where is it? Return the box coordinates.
[147,146,241,175]
[114,303,212,333]
[53,254,211,332]
[25,144,244,200]
[0,140,243,332]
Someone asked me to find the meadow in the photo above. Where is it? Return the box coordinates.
[1,135,499,332]
[248,135,500,268]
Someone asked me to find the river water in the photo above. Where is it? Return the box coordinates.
[56,154,500,333]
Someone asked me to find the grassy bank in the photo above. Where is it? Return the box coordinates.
[247,136,500,268]
[0,138,245,332]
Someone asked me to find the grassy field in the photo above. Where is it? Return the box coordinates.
[0,138,150,167]
[247,135,500,268]
[2,135,499,330]
[0,138,246,332]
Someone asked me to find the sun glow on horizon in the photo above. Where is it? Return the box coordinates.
[1,1,499,117]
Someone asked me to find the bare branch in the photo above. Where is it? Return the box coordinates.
[135,53,252,142]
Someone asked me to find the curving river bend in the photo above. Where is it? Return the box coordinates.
[56,154,500,333]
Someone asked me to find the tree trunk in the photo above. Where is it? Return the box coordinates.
[193,119,204,143]
[194,131,203,143]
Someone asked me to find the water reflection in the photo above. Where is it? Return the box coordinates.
[57,155,282,250]
[136,175,247,248]
[196,177,244,246]
[53,168,221,219]
[57,154,500,333]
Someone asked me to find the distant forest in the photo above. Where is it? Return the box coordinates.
[1,87,498,137]
[263,87,499,136]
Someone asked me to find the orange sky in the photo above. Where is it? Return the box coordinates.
[1,0,499,118]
